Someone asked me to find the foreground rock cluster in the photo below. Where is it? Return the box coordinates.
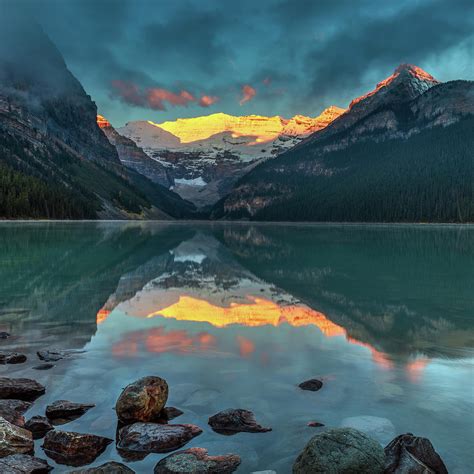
[0,344,450,473]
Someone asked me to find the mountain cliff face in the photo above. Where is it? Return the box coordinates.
[119,107,345,208]
[97,115,172,188]
[0,20,193,219]
[214,65,474,222]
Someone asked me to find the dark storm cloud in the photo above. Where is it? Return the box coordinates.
[4,0,472,124]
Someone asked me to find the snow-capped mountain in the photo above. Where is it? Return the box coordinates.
[118,107,345,208]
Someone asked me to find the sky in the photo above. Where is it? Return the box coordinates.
[4,0,474,126]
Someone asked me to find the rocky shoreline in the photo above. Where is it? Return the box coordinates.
[0,341,449,473]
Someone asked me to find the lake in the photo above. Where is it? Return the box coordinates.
[0,222,473,473]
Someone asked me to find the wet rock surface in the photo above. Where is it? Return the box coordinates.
[154,447,241,473]
[0,332,11,339]
[117,422,202,454]
[0,416,34,457]
[307,421,325,428]
[0,351,27,364]
[69,461,135,473]
[37,350,82,362]
[116,376,169,424]
[45,400,95,424]
[25,416,54,439]
[42,430,113,466]
[32,364,55,371]
[293,427,385,474]
[298,379,323,392]
[0,453,52,473]
[0,399,32,426]
[0,378,46,401]
[208,409,271,435]
[384,433,448,474]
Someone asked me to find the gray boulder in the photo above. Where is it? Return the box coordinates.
[0,454,52,473]
[293,427,385,473]
[0,416,34,457]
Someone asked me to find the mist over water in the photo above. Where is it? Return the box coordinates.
[0,222,472,473]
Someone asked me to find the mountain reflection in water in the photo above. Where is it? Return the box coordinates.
[0,222,472,473]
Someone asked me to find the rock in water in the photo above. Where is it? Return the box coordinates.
[0,352,27,364]
[0,400,32,426]
[0,332,11,339]
[45,400,95,423]
[116,376,168,423]
[0,378,46,401]
[384,433,448,474]
[298,379,323,391]
[208,409,271,435]
[0,416,34,457]
[32,364,55,371]
[0,453,52,473]
[42,430,112,466]
[307,421,325,428]
[25,416,54,439]
[37,349,83,362]
[69,461,135,473]
[154,447,241,473]
[293,427,385,474]
[117,423,202,454]
[160,407,184,421]
[341,415,395,445]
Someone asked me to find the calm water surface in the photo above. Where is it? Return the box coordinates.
[0,222,473,473]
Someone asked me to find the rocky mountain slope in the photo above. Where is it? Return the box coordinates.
[214,65,474,222]
[0,20,194,219]
[119,107,345,208]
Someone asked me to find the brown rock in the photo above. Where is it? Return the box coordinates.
[69,461,135,473]
[384,433,448,474]
[45,400,95,423]
[115,376,168,423]
[154,447,241,473]
[117,422,202,454]
[0,400,32,426]
[298,379,323,391]
[0,453,52,473]
[42,430,112,466]
[0,416,34,457]
[0,352,27,364]
[208,409,271,435]
[25,416,54,439]
[157,407,184,423]
[307,421,325,428]
[0,378,45,401]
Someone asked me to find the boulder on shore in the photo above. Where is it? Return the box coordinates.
[116,376,168,424]
[0,399,32,427]
[42,430,112,466]
[293,427,385,474]
[0,378,45,401]
[117,422,202,454]
[384,433,448,474]
[0,416,34,457]
[0,453,52,473]
[208,409,271,435]
[69,461,135,473]
[154,447,241,473]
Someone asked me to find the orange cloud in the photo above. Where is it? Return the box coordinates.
[239,84,256,105]
[111,80,218,110]
[199,95,219,107]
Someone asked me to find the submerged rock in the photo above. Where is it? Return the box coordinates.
[117,422,202,454]
[0,332,11,339]
[0,351,27,364]
[32,364,55,371]
[0,378,45,401]
[42,430,113,466]
[298,379,323,392]
[25,416,54,439]
[384,433,448,474]
[293,427,385,474]
[307,421,325,428]
[45,400,95,423]
[208,409,271,435]
[154,447,241,473]
[69,461,135,473]
[160,407,184,422]
[116,376,168,424]
[37,349,83,362]
[0,400,32,426]
[341,415,395,445]
[0,416,34,457]
[0,453,52,473]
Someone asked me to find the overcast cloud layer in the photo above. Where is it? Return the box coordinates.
[3,0,473,126]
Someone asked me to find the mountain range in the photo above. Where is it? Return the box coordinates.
[0,21,472,222]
